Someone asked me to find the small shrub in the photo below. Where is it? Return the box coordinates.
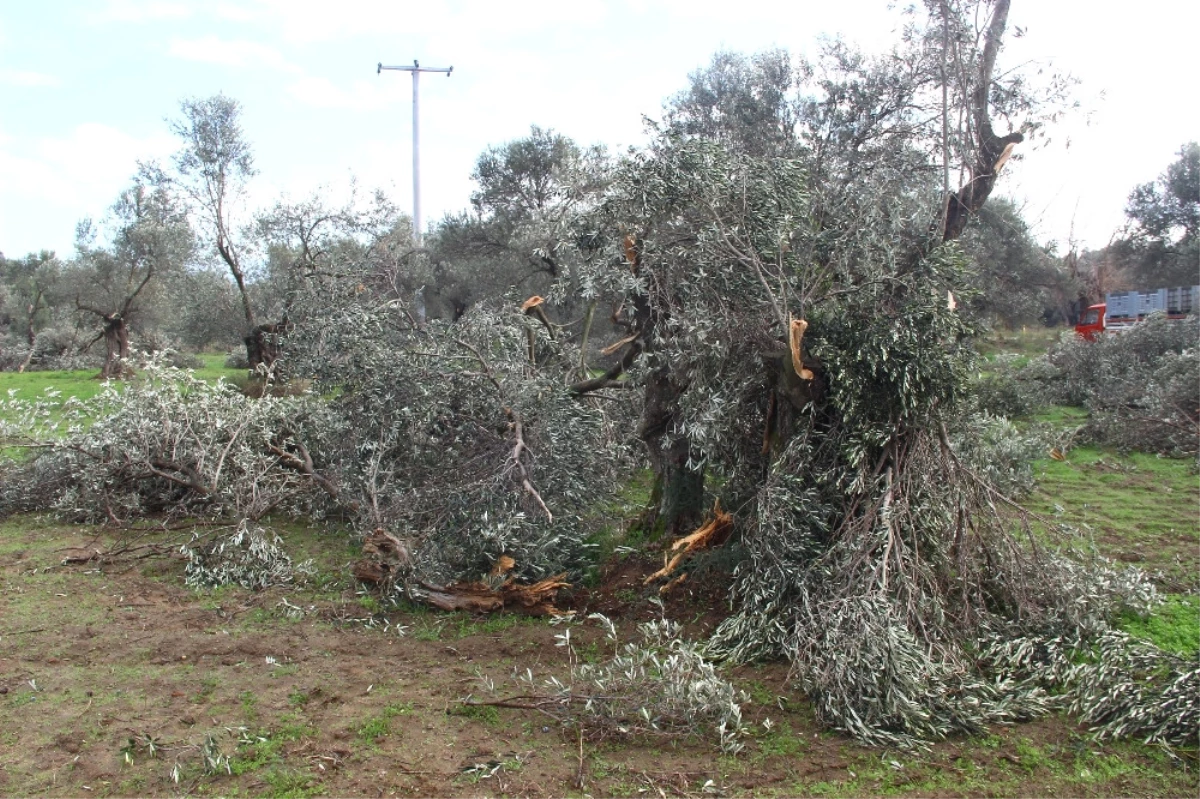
[1019,315,1199,455]
[477,614,747,753]
[949,412,1050,496]
[973,368,1037,418]
[183,520,313,590]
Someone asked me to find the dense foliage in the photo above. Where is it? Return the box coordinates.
[1,0,1194,754]
[982,315,1199,456]
[1112,142,1200,288]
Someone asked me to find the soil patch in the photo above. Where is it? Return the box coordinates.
[0,518,1194,797]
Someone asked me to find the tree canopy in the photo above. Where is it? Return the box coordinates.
[3,0,1193,753]
[1114,142,1199,287]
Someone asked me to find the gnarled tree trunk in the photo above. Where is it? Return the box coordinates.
[100,313,130,379]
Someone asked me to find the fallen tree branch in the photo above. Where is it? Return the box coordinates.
[506,409,553,523]
[414,571,570,616]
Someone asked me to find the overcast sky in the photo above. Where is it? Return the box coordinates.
[1,0,1197,260]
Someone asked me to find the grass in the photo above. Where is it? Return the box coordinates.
[447,702,501,725]
[193,351,244,382]
[976,324,1065,362]
[1119,595,1200,655]
[355,702,413,745]
[583,467,657,584]
[0,368,112,404]
[1028,445,1199,592]
[0,356,246,431]
[2,511,1194,797]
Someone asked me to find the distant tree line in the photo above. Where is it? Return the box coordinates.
[7,47,1194,374]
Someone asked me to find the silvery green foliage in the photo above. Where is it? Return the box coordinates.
[970,354,1043,418]
[284,254,633,583]
[183,520,313,590]
[785,595,1060,747]
[1069,631,1200,748]
[575,135,817,462]
[1025,314,1199,455]
[945,412,1047,496]
[0,362,336,523]
[491,614,747,753]
[567,132,1177,748]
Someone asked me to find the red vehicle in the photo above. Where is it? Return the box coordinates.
[1074,286,1199,340]
[1075,303,1107,341]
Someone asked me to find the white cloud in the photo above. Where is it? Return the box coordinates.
[248,0,608,44]
[287,76,402,110]
[168,36,301,73]
[213,2,259,23]
[2,124,172,208]
[0,123,178,254]
[0,69,61,87]
[91,0,194,23]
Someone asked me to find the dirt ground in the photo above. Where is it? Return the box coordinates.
[1,517,1195,798]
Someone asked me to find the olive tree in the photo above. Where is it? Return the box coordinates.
[148,95,277,366]
[555,0,1159,746]
[72,179,193,378]
[0,250,64,371]
[427,127,609,323]
[1110,141,1199,287]
[958,198,1072,326]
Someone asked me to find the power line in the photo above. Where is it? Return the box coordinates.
[377,59,453,246]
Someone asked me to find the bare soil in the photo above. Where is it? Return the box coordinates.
[1,517,1195,798]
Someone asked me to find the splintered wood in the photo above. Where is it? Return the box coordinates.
[789,319,814,380]
[351,528,412,586]
[418,572,570,616]
[520,295,545,313]
[354,533,570,616]
[644,501,733,593]
[623,234,638,266]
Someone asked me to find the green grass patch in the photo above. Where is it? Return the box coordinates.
[193,352,246,384]
[355,702,412,745]
[0,368,110,404]
[754,720,807,761]
[1119,594,1200,655]
[1030,404,1089,427]
[583,467,657,584]
[0,359,247,439]
[976,325,1065,360]
[1029,445,1200,591]
[448,702,501,725]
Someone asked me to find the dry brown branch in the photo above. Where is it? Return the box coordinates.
[267,434,348,507]
[147,458,213,495]
[600,333,639,356]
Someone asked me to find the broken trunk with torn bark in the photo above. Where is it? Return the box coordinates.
[414,574,570,616]
[644,501,733,593]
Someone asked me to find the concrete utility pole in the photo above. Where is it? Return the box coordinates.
[378,59,453,246]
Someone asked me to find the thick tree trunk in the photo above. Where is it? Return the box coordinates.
[658,436,706,536]
[25,303,37,346]
[100,313,130,379]
[639,365,706,537]
[245,318,290,372]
